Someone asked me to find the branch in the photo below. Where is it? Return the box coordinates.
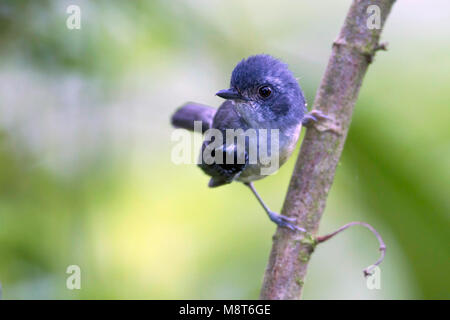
[316,221,386,277]
[260,0,396,300]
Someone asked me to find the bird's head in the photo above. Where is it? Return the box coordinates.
[216,54,306,128]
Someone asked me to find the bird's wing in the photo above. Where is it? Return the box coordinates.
[173,100,249,187]
[199,142,248,188]
[196,101,249,187]
[211,100,247,131]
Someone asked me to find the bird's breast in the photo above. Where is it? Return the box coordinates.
[237,122,302,182]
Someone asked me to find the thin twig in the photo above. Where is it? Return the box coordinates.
[375,41,389,51]
[316,221,386,277]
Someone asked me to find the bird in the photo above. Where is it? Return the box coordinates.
[171,54,327,231]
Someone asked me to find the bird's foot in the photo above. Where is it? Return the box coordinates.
[302,109,331,127]
[268,211,306,232]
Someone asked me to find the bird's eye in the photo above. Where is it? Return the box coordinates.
[258,86,272,98]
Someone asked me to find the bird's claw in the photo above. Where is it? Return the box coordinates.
[268,211,306,232]
[302,109,331,127]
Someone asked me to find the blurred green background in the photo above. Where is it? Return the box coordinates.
[0,0,448,299]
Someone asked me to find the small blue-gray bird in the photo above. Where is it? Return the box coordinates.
[171,54,326,231]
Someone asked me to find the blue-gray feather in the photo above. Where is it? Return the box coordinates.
[172,54,307,187]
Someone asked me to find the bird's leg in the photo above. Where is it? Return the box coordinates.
[245,182,306,232]
[302,109,331,128]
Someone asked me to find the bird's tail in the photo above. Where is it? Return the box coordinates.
[171,102,216,133]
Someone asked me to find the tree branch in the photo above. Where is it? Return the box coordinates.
[316,221,386,277]
[260,0,396,300]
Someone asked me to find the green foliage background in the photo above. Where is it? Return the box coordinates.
[0,0,448,299]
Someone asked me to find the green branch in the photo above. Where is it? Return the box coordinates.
[260,0,397,300]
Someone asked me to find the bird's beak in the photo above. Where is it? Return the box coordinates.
[215,88,247,101]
